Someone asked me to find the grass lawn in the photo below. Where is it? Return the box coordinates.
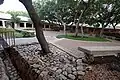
[56,34,109,42]
[15,30,35,38]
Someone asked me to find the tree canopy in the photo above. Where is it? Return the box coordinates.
[34,0,120,37]
[1,0,120,37]
[6,11,29,17]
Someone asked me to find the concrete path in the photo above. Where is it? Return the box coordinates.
[54,38,120,58]
[15,31,63,45]
[14,31,120,58]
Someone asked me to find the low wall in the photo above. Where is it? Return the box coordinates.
[6,47,42,80]
[0,57,9,80]
[5,43,86,80]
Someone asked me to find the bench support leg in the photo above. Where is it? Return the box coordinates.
[82,53,94,64]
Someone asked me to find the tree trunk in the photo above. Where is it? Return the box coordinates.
[93,29,96,34]
[55,16,66,35]
[112,23,117,31]
[75,23,79,37]
[75,23,84,37]
[0,0,4,5]
[75,7,87,37]
[100,23,109,37]
[113,26,116,30]
[19,0,50,54]
[80,23,84,38]
[63,23,66,35]
[100,27,104,37]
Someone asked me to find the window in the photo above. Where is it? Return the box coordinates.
[11,22,14,28]
[26,23,32,28]
[0,21,3,26]
[20,23,24,27]
[46,25,49,28]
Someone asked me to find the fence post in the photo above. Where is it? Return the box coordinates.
[0,28,15,48]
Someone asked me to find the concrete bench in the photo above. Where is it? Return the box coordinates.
[78,46,120,64]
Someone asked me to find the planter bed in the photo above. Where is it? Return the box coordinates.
[6,43,86,80]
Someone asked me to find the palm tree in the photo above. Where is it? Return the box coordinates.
[6,11,21,28]
[10,14,21,28]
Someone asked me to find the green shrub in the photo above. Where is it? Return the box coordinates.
[14,32,23,38]
[56,34,109,42]
[15,30,35,38]
[22,31,35,37]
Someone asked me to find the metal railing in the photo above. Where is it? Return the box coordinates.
[0,28,15,48]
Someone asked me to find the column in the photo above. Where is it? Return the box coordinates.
[32,24,34,28]
[2,20,5,28]
[44,24,46,31]
[24,22,26,29]
[14,23,17,29]
[49,25,51,29]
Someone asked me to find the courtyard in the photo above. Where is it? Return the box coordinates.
[15,31,120,58]
[0,30,120,80]
[0,0,120,80]
[14,31,120,80]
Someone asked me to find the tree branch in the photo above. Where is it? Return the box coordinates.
[0,0,4,5]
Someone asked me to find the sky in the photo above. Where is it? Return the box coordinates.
[0,0,27,12]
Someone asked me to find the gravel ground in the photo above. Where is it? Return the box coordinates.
[13,43,86,80]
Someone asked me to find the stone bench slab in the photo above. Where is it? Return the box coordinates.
[78,46,120,64]
[78,46,120,57]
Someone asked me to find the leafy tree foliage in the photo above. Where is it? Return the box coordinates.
[33,0,76,35]
[34,0,120,37]
[88,0,120,37]
[7,11,29,17]
[7,11,21,28]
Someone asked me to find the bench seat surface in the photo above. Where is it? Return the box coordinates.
[78,46,120,56]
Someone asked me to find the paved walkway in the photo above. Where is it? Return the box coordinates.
[54,38,120,58]
[14,31,120,58]
[15,31,63,45]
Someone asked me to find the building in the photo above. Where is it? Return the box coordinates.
[1,12,120,34]
[0,13,34,29]
[67,23,120,34]
[0,12,53,31]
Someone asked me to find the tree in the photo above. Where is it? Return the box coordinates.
[5,21,12,28]
[7,11,29,17]
[54,0,75,35]
[0,0,50,54]
[0,0,4,5]
[19,0,50,54]
[73,0,95,37]
[34,0,75,35]
[9,13,21,28]
[88,0,120,37]
[109,0,120,30]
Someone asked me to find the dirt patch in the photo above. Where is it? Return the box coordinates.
[84,63,120,80]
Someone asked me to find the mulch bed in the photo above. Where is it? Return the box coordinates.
[84,63,120,80]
